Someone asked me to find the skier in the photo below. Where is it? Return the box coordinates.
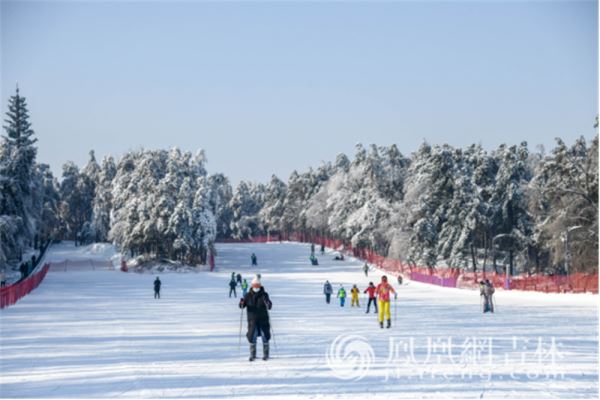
[241,279,249,296]
[320,243,325,255]
[236,273,242,285]
[375,275,397,328]
[154,277,161,299]
[310,254,319,266]
[229,277,237,298]
[337,285,347,307]
[239,275,272,361]
[364,282,378,313]
[363,263,369,277]
[397,275,403,285]
[350,284,360,307]
[481,279,495,313]
[251,253,258,266]
[323,280,333,304]
[311,243,315,255]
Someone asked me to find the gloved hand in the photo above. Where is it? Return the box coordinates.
[265,299,272,310]
[239,299,245,309]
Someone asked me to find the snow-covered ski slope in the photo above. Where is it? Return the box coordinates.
[1,242,598,399]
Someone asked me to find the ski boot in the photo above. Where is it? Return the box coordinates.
[379,321,384,329]
[386,319,391,329]
[262,343,270,361]
[249,344,257,362]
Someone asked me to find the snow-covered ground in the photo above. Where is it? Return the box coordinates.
[1,242,597,398]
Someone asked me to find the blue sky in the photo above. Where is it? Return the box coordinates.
[1,1,597,184]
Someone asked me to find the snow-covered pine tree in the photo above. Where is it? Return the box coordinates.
[0,86,39,258]
[259,175,287,237]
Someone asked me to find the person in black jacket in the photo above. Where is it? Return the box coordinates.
[154,277,161,299]
[239,275,272,361]
[229,278,237,298]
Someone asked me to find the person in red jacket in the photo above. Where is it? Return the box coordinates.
[375,275,396,329]
[363,282,378,314]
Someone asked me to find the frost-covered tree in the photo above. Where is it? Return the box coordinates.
[229,181,264,239]
[259,175,287,236]
[90,156,116,242]
[0,86,39,259]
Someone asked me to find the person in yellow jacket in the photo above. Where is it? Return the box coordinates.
[375,275,397,329]
[350,284,360,307]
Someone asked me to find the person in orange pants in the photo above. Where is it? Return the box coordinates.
[375,275,396,329]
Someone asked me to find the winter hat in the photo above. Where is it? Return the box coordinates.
[381,275,388,282]
[251,275,261,287]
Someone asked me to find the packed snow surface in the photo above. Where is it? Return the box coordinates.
[1,242,597,398]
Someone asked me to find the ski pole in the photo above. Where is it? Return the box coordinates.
[238,307,244,356]
[268,312,278,355]
[394,296,397,327]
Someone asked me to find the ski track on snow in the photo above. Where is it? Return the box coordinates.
[0,242,597,399]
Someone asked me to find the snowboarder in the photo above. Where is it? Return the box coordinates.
[375,275,396,328]
[251,253,258,266]
[364,282,378,313]
[320,243,325,255]
[350,284,360,307]
[241,279,249,296]
[310,254,319,266]
[323,280,333,304]
[337,285,347,307]
[239,275,272,361]
[236,273,242,285]
[154,277,161,299]
[229,277,237,298]
[481,279,495,313]
[363,263,369,276]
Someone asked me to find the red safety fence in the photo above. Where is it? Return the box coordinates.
[217,232,598,294]
[0,263,50,309]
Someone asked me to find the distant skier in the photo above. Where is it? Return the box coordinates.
[337,285,347,307]
[239,275,272,361]
[229,277,237,298]
[363,263,369,277]
[364,282,378,313]
[241,279,249,296]
[320,243,325,255]
[251,253,258,266]
[236,273,242,285]
[311,243,315,255]
[397,275,403,285]
[481,279,495,313]
[375,275,397,329]
[350,284,360,307]
[323,280,333,304]
[154,277,161,299]
[310,254,319,265]
[231,272,236,282]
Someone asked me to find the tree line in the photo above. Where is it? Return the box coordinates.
[1,88,597,274]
